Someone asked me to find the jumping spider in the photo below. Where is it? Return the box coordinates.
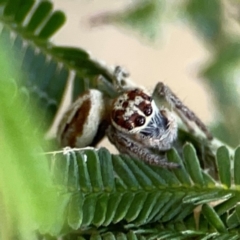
[57,66,213,169]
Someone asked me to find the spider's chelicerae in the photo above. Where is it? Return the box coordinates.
[57,66,213,169]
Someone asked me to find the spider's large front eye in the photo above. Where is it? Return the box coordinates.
[135,116,145,126]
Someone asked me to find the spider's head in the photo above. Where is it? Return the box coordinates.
[111,88,177,141]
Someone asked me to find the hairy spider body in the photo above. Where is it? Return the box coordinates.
[111,88,177,150]
[57,67,212,168]
[58,89,108,147]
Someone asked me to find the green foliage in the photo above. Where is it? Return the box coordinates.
[185,0,222,43]
[46,145,240,239]
[0,37,63,239]
[185,0,240,146]
[89,0,181,40]
[0,0,114,132]
[1,0,240,240]
[110,0,164,40]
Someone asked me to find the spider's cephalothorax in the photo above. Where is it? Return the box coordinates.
[111,88,177,149]
[57,67,212,169]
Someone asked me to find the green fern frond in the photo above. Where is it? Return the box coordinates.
[45,144,240,238]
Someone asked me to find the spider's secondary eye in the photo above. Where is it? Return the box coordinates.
[113,110,125,122]
[124,121,134,130]
[135,116,145,126]
[128,89,152,102]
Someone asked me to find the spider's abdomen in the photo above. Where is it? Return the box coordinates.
[58,89,108,147]
[111,88,177,142]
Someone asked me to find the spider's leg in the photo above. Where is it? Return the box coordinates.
[114,66,129,82]
[107,126,180,169]
[154,82,213,140]
[113,66,137,92]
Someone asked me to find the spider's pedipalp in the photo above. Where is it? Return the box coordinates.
[107,125,180,169]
